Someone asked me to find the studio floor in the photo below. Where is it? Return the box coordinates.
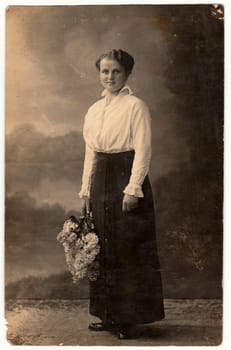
[5,298,222,346]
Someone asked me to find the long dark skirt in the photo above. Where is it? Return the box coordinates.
[90,151,165,325]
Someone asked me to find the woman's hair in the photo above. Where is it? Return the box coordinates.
[95,49,135,76]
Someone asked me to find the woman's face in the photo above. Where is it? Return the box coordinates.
[99,57,128,94]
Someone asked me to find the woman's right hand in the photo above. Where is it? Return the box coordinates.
[81,195,90,215]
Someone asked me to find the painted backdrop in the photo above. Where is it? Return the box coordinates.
[6,5,223,299]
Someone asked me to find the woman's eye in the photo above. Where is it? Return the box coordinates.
[101,69,121,74]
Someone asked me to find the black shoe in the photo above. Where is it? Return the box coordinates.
[117,325,139,339]
[88,322,116,332]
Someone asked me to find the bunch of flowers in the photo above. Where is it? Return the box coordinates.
[56,213,100,283]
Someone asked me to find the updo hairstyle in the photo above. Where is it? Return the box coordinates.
[95,49,135,76]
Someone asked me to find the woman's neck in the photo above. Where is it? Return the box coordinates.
[105,84,126,99]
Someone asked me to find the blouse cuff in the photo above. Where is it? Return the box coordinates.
[78,187,90,198]
[123,183,144,198]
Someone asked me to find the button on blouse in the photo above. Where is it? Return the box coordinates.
[79,85,152,198]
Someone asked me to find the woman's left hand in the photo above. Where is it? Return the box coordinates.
[122,194,139,212]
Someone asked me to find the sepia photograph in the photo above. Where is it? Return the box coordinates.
[5,4,223,346]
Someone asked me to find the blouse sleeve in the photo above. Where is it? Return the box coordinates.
[123,100,152,198]
[78,143,97,198]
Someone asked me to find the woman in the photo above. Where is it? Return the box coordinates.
[79,49,165,339]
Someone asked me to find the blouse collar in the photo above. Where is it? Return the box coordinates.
[101,85,133,97]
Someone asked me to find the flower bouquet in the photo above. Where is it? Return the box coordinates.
[56,213,100,283]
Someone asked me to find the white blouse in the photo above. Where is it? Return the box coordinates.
[79,85,152,198]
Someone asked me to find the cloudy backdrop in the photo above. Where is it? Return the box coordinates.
[5,5,223,299]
